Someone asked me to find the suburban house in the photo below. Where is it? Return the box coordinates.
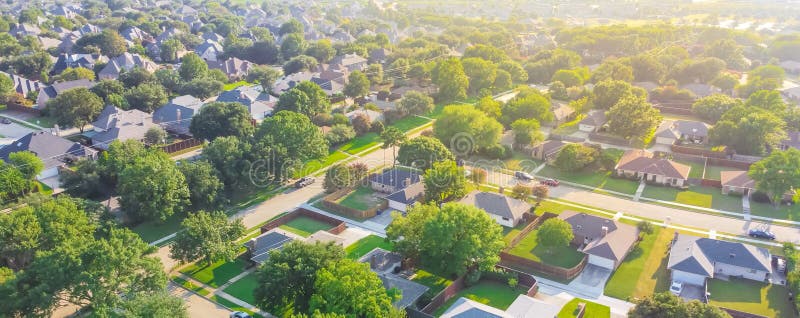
[655,120,711,145]
[531,140,567,161]
[779,131,800,151]
[89,105,157,150]
[615,149,691,187]
[779,60,800,74]
[578,110,607,133]
[359,248,429,309]
[633,81,659,93]
[152,95,205,135]
[51,53,108,75]
[207,57,253,80]
[120,26,155,46]
[195,39,224,62]
[272,71,315,95]
[369,168,421,194]
[551,102,576,126]
[720,170,756,196]
[680,83,720,98]
[215,85,276,120]
[346,109,383,123]
[329,53,368,72]
[2,71,42,97]
[441,295,560,318]
[0,131,97,180]
[369,47,390,64]
[36,79,96,109]
[244,231,293,264]
[9,23,40,37]
[98,53,159,80]
[559,211,639,270]
[667,233,772,292]
[385,181,424,213]
[459,190,532,227]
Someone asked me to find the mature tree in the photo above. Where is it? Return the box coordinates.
[531,185,549,205]
[143,127,166,145]
[629,54,666,83]
[705,39,746,71]
[511,119,544,149]
[0,72,12,97]
[462,57,497,95]
[397,136,455,170]
[549,81,568,100]
[710,72,739,93]
[47,87,104,132]
[434,105,503,155]
[280,33,306,59]
[366,63,383,84]
[397,91,434,116]
[524,49,582,84]
[190,102,255,141]
[433,58,469,102]
[279,19,304,35]
[692,94,741,123]
[305,39,336,63]
[351,114,372,135]
[493,69,513,93]
[551,69,584,87]
[283,55,318,75]
[247,40,280,65]
[323,164,352,193]
[159,38,184,62]
[749,149,800,206]
[499,60,528,83]
[536,218,574,254]
[118,67,155,88]
[0,208,41,270]
[668,57,726,85]
[246,65,282,93]
[254,241,345,316]
[501,93,553,125]
[629,293,731,318]
[344,71,370,99]
[591,79,644,110]
[554,143,598,172]
[7,151,42,183]
[463,44,507,63]
[120,291,188,318]
[8,52,52,79]
[309,259,400,317]
[709,106,786,155]
[388,203,504,276]
[178,53,208,81]
[745,90,787,114]
[511,184,532,200]
[75,30,127,56]
[475,95,502,118]
[325,124,356,146]
[0,162,28,201]
[118,152,190,223]
[380,127,405,166]
[591,59,634,83]
[423,160,467,203]
[178,161,224,210]
[177,77,224,99]
[275,88,311,115]
[53,67,96,82]
[91,80,125,101]
[171,211,244,266]
[202,136,252,189]
[294,81,331,115]
[124,82,168,113]
[254,111,328,178]
[606,95,662,144]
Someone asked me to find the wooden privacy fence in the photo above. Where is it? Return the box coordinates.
[322,185,387,219]
[158,138,202,154]
[499,251,588,281]
[506,212,557,249]
[259,208,344,234]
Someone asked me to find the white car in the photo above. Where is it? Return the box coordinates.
[230,312,252,318]
[670,281,683,295]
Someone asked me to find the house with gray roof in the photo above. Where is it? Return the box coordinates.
[329,53,368,72]
[655,120,711,145]
[9,23,40,37]
[244,231,293,264]
[459,190,532,227]
[208,57,253,80]
[98,53,158,80]
[0,131,96,180]
[369,168,420,194]
[668,233,772,288]
[216,85,276,120]
[386,180,424,213]
[441,297,507,318]
[360,248,429,309]
[153,95,204,135]
[89,105,156,150]
[559,210,639,270]
[119,26,154,46]
[531,140,567,161]
[2,71,42,98]
[36,79,96,109]
[579,110,607,132]
[442,294,560,318]
[51,53,108,75]
[195,39,223,62]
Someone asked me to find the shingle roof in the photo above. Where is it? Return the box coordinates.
[0,131,96,170]
[90,105,156,149]
[668,234,772,277]
[216,85,276,119]
[247,231,293,264]
[579,111,606,127]
[386,182,424,205]
[98,53,158,78]
[369,169,420,189]
[559,210,638,263]
[720,170,755,189]
[1,71,42,97]
[152,95,204,134]
[441,297,507,318]
[459,191,531,221]
[673,120,710,137]
[615,149,691,180]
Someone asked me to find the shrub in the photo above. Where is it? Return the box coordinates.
[637,220,654,234]
[465,269,482,287]
[481,144,507,159]
[508,278,518,288]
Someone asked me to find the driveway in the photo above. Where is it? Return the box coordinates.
[566,264,612,297]
[0,121,35,139]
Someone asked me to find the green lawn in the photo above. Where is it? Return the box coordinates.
[131,212,184,243]
[412,269,453,296]
[278,216,333,237]
[211,295,264,318]
[179,258,249,288]
[604,228,672,300]
[222,272,258,305]
[557,298,611,318]
[748,201,800,222]
[25,116,57,128]
[552,114,585,135]
[641,185,743,212]
[346,235,394,259]
[503,225,523,245]
[172,277,210,296]
[537,166,640,195]
[391,115,432,132]
[673,160,705,179]
[338,186,380,211]
[338,132,380,155]
[223,80,250,90]
[508,227,585,269]
[433,281,524,316]
[708,278,794,318]
[703,165,739,181]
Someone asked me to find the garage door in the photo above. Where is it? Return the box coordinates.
[388,200,406,212]
[671,270,706,286]
[588,255,615,269]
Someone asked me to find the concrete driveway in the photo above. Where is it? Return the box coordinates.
[0,121,36,139]
[566,264,612,297]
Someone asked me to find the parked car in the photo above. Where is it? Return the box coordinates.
[0,118,11,124]
[514,171,534,181]
[294,177,315,188]
[540,178,560,187]
[670,281,683,295]
[748,229,776,240]
[230,312,252,318]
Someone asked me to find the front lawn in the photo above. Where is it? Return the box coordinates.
[412,269,453,296]
[433,281,524,316]
[537,166,639,195]
[346,235,394,259]
[278,216,334,237]
[179,258,249,288]
[641,185,743,212]
[172,276,210,296]
[748,201,800,222]
[338,186,381,211]
[508,227,585,269]
[338,133,380,155]
[708,278,794,318]
[25,115,57,128]
[131,212,184,243]
[604,228,672,300]
[222,272,259,305]
[557,298,611,318]
[211,295,264,318]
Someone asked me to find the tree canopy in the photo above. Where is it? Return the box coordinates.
[749,149,800,205]
[190,102,255,141]
[171,211,245,266]
[397,136,455,170]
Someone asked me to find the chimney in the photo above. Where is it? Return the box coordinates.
[601,226,608,237]
[370,254,377,270]
[729,253,736,259]
[176,108,181,123]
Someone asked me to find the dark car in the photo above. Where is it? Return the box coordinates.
[230,312,252,318]
[294,177,315,188]
[540,178,560,187]
[0,118,11,124]
[748,229,776,240]
[514,171,534,181]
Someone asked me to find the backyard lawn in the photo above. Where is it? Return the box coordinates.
[433,281,524,316]
[412,269,453,296]
[222,272,259,305]
[703,164,739,181]
[278,216,333,237]
[641,185,743,212]
[708,278,794,318]
[179,258,249,288]
[557,298,611,318]
[673,160,705,179]
[508,227,585,269]
[222,80,249,90]
[604,228,672,300]
[346,235,394,259]
[338,186,381,211]
[537,166,639,195]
